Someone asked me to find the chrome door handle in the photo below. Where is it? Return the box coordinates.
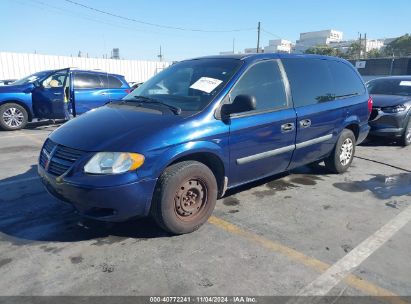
[53,92,62,95]
[281,123,295,132]
[100,92,109,95]
[300,119,311,128]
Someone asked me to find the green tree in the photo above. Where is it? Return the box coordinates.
[304,46,344,57]
[367,49,382,58]
[384,34,411,56]
[346,42,363,60]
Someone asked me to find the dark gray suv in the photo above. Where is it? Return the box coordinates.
[367,76,411,146]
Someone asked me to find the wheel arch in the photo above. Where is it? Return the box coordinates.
[153,142,228,198]
[0,100,33,121]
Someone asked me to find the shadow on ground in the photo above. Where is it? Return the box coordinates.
[0,166,168,244]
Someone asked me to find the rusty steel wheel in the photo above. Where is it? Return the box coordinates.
[151,161,217,235]
[174,178,208,221]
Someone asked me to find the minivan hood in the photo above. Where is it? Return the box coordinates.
[0,83,33,93]
[371,94,411,107]
[49,103,187,152]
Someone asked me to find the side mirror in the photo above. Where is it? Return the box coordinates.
[221,95,256,116]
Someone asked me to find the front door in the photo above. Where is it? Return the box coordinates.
[73,72,110,114]
[32,69,70,119]
[227,60,297,187]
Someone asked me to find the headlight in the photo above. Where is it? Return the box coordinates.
[381,104,406,113]
[84,152,144,174]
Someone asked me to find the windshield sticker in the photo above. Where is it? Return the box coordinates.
[399,81,411,86]
[190,77,223,93]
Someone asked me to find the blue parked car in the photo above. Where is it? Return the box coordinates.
[0,68,130,130]
[38,54,371,234]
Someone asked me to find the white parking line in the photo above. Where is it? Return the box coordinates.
[0,176,40,187]
[297,204,411,297]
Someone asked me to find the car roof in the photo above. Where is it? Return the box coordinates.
[370,75,411,81]
[70,68,123,77]
[186,53,345,63]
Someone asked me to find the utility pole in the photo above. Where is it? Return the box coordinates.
[158,46,163,62]
[232,38,235,54]
[359,34,362,59]
[364,33,367,59]
[256,22,261,53]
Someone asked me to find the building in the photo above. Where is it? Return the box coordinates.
[244,47,263,54]
[295,29,343,53]
[264,39,293,53]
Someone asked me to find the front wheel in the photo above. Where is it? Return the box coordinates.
[0,103,28,131]
[400,118,411,146]
[324,129,356,174]
[151,161,218,234]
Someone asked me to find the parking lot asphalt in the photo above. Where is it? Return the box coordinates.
[0,123,410,301]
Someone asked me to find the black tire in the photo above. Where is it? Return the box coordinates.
[324,129,356,174]
[0,103,28,131]
[151,161,218,234]
[400,117,411,146]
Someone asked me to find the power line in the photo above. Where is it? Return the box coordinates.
[64,0,255,33]
[261,28,282,39]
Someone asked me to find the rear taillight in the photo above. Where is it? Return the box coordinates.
[368,96,373,113]
[125,89,131,94]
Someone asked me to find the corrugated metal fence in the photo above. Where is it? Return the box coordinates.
[0,52,171,82]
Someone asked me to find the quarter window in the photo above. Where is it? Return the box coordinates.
[282,58,335,107]
[101,75,124,89]
[230,60,287,112]
[328,60,365,98]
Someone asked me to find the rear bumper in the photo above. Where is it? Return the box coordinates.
[38,165,157,222]
[357,123,370,144]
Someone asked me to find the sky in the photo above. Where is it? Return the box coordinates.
[1,0,410,62]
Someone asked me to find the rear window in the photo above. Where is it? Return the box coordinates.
[101,75,124,89]
[282,58,366,107]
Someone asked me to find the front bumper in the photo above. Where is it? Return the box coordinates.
[38,165,157,222]
[369,108,408,138]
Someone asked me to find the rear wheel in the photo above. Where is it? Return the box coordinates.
[0,103,28,131]
[324,129,356,174]
[400,118,411,146]
[151,161,217,234]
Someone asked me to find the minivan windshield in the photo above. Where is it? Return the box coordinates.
[367,78,411,96]
[123,58,242,112]
[12,70,53,86]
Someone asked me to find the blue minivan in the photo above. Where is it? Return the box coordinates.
[38,54,371,234]
[0,68,130,130]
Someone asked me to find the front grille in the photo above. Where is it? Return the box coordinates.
[369,108,380,121]
[40,139,85,176]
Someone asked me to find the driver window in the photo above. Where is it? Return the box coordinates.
[230,60,287,112]
[42,71,68,88]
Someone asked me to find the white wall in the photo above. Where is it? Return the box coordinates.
[0,52,171,83]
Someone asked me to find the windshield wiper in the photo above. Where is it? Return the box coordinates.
[132,96,182,115]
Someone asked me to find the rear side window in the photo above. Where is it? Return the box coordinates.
[101,75,124,89]
[230,60,287,112]
[282,58,334,107]
[74,73,102,89]
[328,60,365,98]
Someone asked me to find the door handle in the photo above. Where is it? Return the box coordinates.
[281,122,295,132]
[300,119,311,128]
[53,92,62,95]
[99,92,109,95]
